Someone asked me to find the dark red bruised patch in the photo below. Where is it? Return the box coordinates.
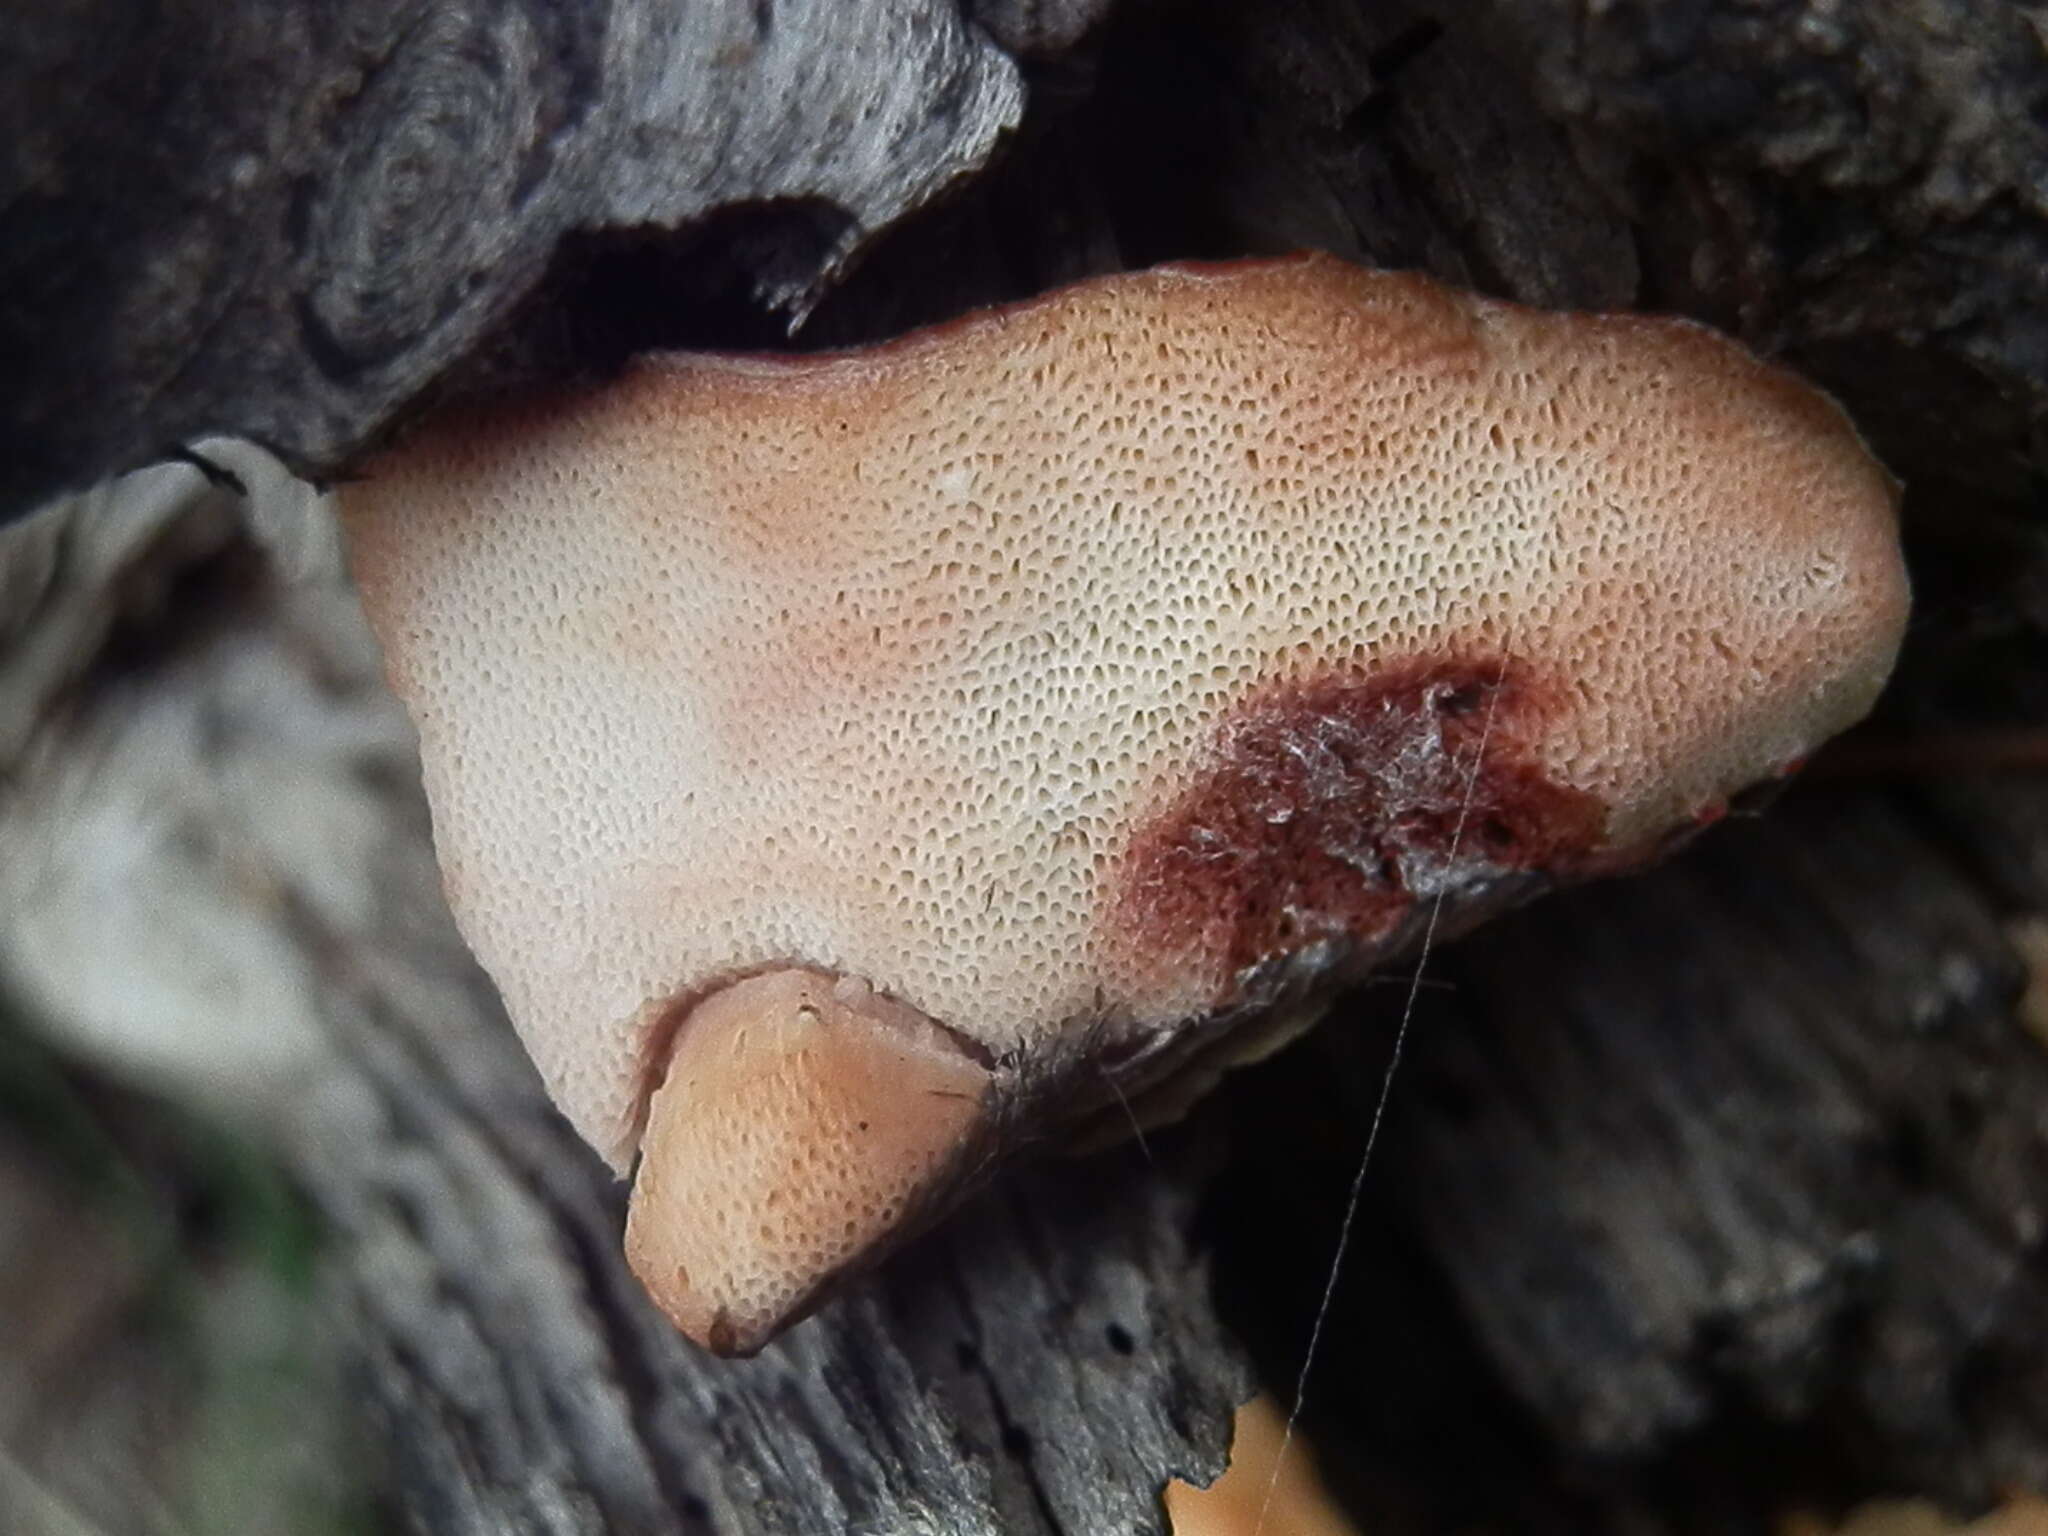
[1108,656,1606,999]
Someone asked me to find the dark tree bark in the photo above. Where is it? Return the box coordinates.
[5,1,2048,1533]
[0,0,1022,521]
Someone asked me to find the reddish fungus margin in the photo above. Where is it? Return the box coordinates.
[1109,656,1607,996]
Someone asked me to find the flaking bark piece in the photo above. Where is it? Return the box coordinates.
[339,254,1908,1351]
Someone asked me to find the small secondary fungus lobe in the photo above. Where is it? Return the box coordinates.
[338,253,1909,1353]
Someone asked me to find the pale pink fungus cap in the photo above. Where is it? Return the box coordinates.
[340,254,1907,1351]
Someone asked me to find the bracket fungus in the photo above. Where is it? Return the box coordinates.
[339,253,1908,1354]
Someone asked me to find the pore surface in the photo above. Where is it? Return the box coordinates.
[341,254,1905,1167]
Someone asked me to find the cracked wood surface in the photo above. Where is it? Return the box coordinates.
[0,0,1023,522]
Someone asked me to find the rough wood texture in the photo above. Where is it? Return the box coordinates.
[6,0,2048,1532]
[1187,780,2048,1532]
[1404,788,2047,1502]
[0,0,1021,522]
[1480,0,2048,499]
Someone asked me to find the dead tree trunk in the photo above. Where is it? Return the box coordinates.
[4,2,2048,1533]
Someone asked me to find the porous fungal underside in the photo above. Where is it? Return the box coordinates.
[342,254,1904,1168]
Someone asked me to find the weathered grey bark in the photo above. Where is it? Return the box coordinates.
[6,0,2048,1532]
[1398,788,2048,1495]
[1205,777,2048,1529]
[1488,0,2048,500]
[0,0,1022,522]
